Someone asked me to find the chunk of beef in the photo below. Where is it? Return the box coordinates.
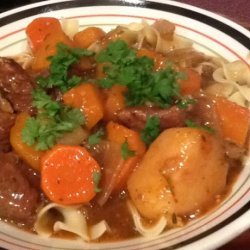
[188,95,219,130]
[0,152,40,224]
[187,94,247,161]
[165,48,207,68]
[0,111,16,152]
[0,57,34,113]
[153,19,175,40]
[223,141,246,161]
[18,161,41,191]
[70,57,96,79]
[117,106,187,131]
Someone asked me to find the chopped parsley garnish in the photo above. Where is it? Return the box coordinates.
[185,119,215,133]
[141,116,160,145]
[178,98,197,109]
[88,128,104,146]
[121,140,135,160]
[37,43,94,92]
[97,40,184,107]
[93,171,102,193]
[21,89,84,150]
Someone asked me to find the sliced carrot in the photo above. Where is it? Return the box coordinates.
[137,48,166,71]
[106,121,146,190]
[41,145,101,205]
[215,97,250,146]
[63,83,104,130]
[104,84,127,121]
[106,121,146,155]
[31,29,73,71]
[26,17,62,52]
[10,113,44,171]
[178,68,201,95]
[73,27,105,48]
[114,156,142,190]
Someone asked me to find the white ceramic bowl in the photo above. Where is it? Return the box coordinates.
[0,0,249,249]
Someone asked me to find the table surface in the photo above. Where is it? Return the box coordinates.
[0,0,249,249]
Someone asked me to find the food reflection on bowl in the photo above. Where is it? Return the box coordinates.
[0,1,249,249]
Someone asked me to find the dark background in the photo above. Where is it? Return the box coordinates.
[0,0,41,12]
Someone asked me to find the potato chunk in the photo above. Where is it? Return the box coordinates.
[127,128,228,219]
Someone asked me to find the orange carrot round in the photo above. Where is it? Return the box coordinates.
[26,17,62,52]
[73,27,105,48]
[104,85,127,121]
[137,48,166,71]
[215,97,250,146]
[41,145,101,205]
[106,121,146,190]
[10,113,44,171]
[178,68,201,95]
[106,121,146,155]
[114,156,141,190]
[31,29,73,71]
[63,83,104,130]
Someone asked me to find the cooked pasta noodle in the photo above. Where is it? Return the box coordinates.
[122,19,192,53]
[210,61,250,107]
[127,201,168,237]
[35,203,109,241]
[11,52,33,69]
[1,16,249,244]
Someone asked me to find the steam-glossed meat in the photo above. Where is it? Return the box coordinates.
[188,95,219,129]
[18,161,41,191]
[0,111,16,152]
[117,106,187,131]
[152,19,175,40]
[0,57,34,113]
[0,153,40,224]
[70,57,96,79]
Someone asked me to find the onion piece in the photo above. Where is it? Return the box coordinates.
[11,52,33,69]
[61,18,79,39]
[57,127,89,146]
[89,220,110,240]
[96,141,125,206]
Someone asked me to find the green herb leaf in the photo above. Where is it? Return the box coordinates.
[88,128,104,146]
[121,140,135,160]
[21,117,40,146]
[93,171,102,193]
[141,116,160,145]
[37,43,94,92]
[185,119,215,133]
[97,40,182,107]
[21,89,84,150]
[97,39,136,65]
[32,89,61,117]
[178,98,197,109]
